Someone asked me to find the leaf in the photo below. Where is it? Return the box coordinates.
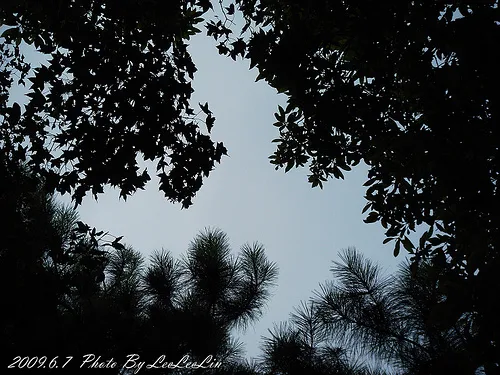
[362,202,372,214]
[383,237,394,244]
[363,178,377,187]
[206,114,215,132]
[332,166,344,179]
[0,26,19,39]
[199,102,211,115]
[278,105,285,118]
[436,222,445,232]
[216,42,229,55]
[112,242,125,250]
[231,38,246,58]
[226,3,235,15]
[402,236,414,252]
[113,236,124,243]
[419,225,434,248]
[394,240,401,257]
[75,221,89,233]
[110,235,125,250]
[9,102,21,125]
[364,212,378,223]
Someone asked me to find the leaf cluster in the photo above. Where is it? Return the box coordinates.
[1,0,226,208]
[206,3,500,370]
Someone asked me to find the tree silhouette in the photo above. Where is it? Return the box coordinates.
[208,2,500,371]
[261,248,483,375]
[0,160,278,373]
[139,229,279,369]
[210,0,499,270]
[259,303,379,375]
[1,0,225,208]
[0,157,111,368]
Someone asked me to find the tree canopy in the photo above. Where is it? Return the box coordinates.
[259,248,483,375]
[207,2,499,370]
[210,0,499,270]
[1,0,226,208]
[0,161,278,373]
[3,0,498,268]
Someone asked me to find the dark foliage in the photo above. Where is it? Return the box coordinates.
[210,0,499,270]
[0,161,278,374]
[0,157,119,371]
[260,248,482,375]
[208,2,500,372]
[1,0,226,208]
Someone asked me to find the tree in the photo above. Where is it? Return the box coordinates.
[259,303,381,375]
[61,229,278,374]
[139,228,279,369]
[208,2,500,370]
[258,248,485,375]
[273,248,482,375]
[0,157,118,369]
[0,162,278,373]
[1,0,226,208]
[210,0,499,269]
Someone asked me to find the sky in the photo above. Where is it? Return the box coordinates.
[59,34,411,359]
[4,22,414,361]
